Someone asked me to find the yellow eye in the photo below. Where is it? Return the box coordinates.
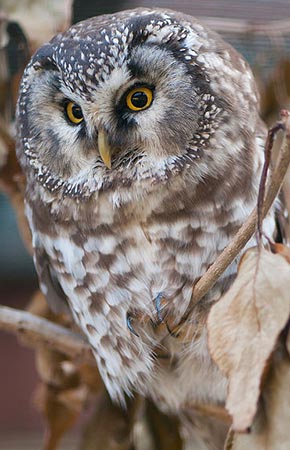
[65,101,84,124]
[126,86,153,111]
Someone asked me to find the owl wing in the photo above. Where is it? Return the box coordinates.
[34,245,71,315]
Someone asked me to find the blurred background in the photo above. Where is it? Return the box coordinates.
[1,0,290,448]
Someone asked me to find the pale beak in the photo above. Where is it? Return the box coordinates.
[98,128,112,169]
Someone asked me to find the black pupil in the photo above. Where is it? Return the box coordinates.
[72,104,83,119]
[131,91,148,108]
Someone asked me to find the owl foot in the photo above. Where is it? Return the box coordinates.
[126,312,139,337]
[155,292,165,323]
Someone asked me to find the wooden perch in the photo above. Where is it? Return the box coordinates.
[0,305,94,365]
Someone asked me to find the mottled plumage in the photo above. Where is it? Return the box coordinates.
[16,7,275,440]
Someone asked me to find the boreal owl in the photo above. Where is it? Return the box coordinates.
[16,7,275,421]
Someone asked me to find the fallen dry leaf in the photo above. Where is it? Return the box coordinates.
[80,391,134,450]
[0,134,7,169]
[37,382,85,450]
[35,347,80,388]
[207,246,290,431]
[34,348,91,450]
[226,344,290,450]
[57,384,88,414]
[269,242,290,263]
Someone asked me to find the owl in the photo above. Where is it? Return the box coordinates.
[16,6,275,427]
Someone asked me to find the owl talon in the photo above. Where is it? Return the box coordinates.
[166,322,180,338]
[126,312,139,337]
[155,293,165,323]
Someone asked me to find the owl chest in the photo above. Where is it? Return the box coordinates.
[56,215,231,405]
[32,197,244,407]
[50,208,231,323]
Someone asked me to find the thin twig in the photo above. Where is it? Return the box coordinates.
[257,121,285,241]
[0,305,94,364]
[186,110,290,313]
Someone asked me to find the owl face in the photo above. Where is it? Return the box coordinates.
[17,8,259,201]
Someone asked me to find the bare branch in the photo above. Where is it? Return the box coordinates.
[0,305,94,365]
[257,121,285,241]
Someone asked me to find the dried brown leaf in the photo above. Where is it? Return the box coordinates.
[227,347,290,450]
[38,383,83,450]
[0,118,21,194]
[0,134,7,170]
[270,242,290,263]
[143,400,183,450]
[34,335,86,450]
[78,363,103,393]
[0,118,33,253]
[57,385,88,413]
[35,353,88,450]
[35,347,80,388]
[208,247,290,431]
[80,391,134,450]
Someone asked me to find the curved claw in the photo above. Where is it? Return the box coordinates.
[126,312,139,337]
[155,292,165,323]
[166,322,180,338]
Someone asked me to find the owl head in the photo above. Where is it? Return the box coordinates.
[16,8,261,204]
